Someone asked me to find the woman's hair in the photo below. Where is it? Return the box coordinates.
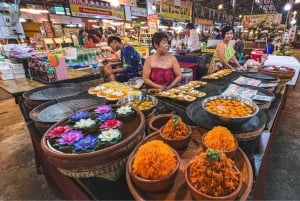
[79,29,85,35]
[221,26,234,38]
[151,32,169,50]
[107,36,122,45]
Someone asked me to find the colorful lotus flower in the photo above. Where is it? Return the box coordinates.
[94,105,112,114]
[116,105,134,116]
[73,134,99,152]
[73,118,96,129]
[97,111,115,123]
[48,125,71,138]
[57,130,83,145]
[69,111,90,122]
[101,119,122,130]
[98,129,121,142]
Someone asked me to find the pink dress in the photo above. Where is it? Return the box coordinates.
[150,67,175,85]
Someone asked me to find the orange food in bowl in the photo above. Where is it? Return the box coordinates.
[205,98,254,117]
[161,115,190,140]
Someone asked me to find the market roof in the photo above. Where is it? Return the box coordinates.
[5,0,300,26]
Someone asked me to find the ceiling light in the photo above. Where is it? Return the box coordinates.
[284,3,292,11]
[111,0,120,7]
[20,8,49,14]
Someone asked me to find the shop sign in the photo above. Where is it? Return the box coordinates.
[147,14,158,34]
[119,0,137,6]
[68,0,125,20]
[131,6,147,17]
[242,14,282,28]
[194,18,213,26]
[155,0,192,21]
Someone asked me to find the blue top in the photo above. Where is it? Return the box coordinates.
[214,34,222,40]
[119,45,143,79]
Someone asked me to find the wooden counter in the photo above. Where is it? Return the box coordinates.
[0,68,93,95]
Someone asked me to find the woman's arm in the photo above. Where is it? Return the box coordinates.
[165,56,183,89]
[142,57,167,90]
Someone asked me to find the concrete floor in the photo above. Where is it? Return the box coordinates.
[1,51,300,200]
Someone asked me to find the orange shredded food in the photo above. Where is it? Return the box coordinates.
[161,115,190,140]
[187,150,240,197]
[132,140,177,180]
[204,126,237,151]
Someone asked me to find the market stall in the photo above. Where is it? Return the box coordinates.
[0,68,288,200]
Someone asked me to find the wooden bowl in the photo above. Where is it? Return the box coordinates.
[128,150,180,192]
[159,125,192,150]
[202,132,238,159]
[148,114,174,133]
[185,163,242,200]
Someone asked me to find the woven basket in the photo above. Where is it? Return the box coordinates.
[41,106,145,181]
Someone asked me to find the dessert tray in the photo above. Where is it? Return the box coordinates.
[147,81,207,102]
[88,81,141,101]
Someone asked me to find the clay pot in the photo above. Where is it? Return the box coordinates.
[128,150,180,192]
[202,132,238,159]
[148,114,174,133]
[160,125,192,150]
[185,164,242,200]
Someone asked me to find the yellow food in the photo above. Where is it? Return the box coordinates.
[126,99,155,111]
[205,98,254,117]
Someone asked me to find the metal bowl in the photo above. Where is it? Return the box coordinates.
[117,95,158,117]
[201,95,259,127]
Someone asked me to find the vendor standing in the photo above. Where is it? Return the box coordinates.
[104,36,142,82]
[181,23,201,54]
[143,32,182,90]
[208,26,245,73]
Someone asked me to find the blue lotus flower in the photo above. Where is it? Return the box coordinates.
[97,111,115,123]
[69,111,90,122]
[73,134,98,152]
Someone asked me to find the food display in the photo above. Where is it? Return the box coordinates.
[128,140,180,192]
[185,149,241,199]
[202,126,238,158]
[88,81,141,101]
[148,80,207,102]
[161,115,190,140]
[205,97,255,117]
[125,99,155,111]
[201,69,232,79]
[117,95,158,116]
[160,115,192,150]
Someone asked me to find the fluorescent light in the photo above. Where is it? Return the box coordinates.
[19,18,26,22]
[20,8,49,14]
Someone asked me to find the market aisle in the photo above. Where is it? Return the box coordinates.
[264,50,300,199]
[0,98,60,200]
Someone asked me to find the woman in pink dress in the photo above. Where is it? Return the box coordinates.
[143,32,182,90]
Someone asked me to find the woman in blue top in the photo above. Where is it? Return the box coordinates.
[104,36,143,82]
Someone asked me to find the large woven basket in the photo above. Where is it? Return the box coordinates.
[41,105,145,181]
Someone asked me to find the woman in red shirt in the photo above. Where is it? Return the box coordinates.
[143,32,182,90]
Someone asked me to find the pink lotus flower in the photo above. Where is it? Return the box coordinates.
[48,125,71,138]
[94,105,112,114]
[100,119,122,130]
